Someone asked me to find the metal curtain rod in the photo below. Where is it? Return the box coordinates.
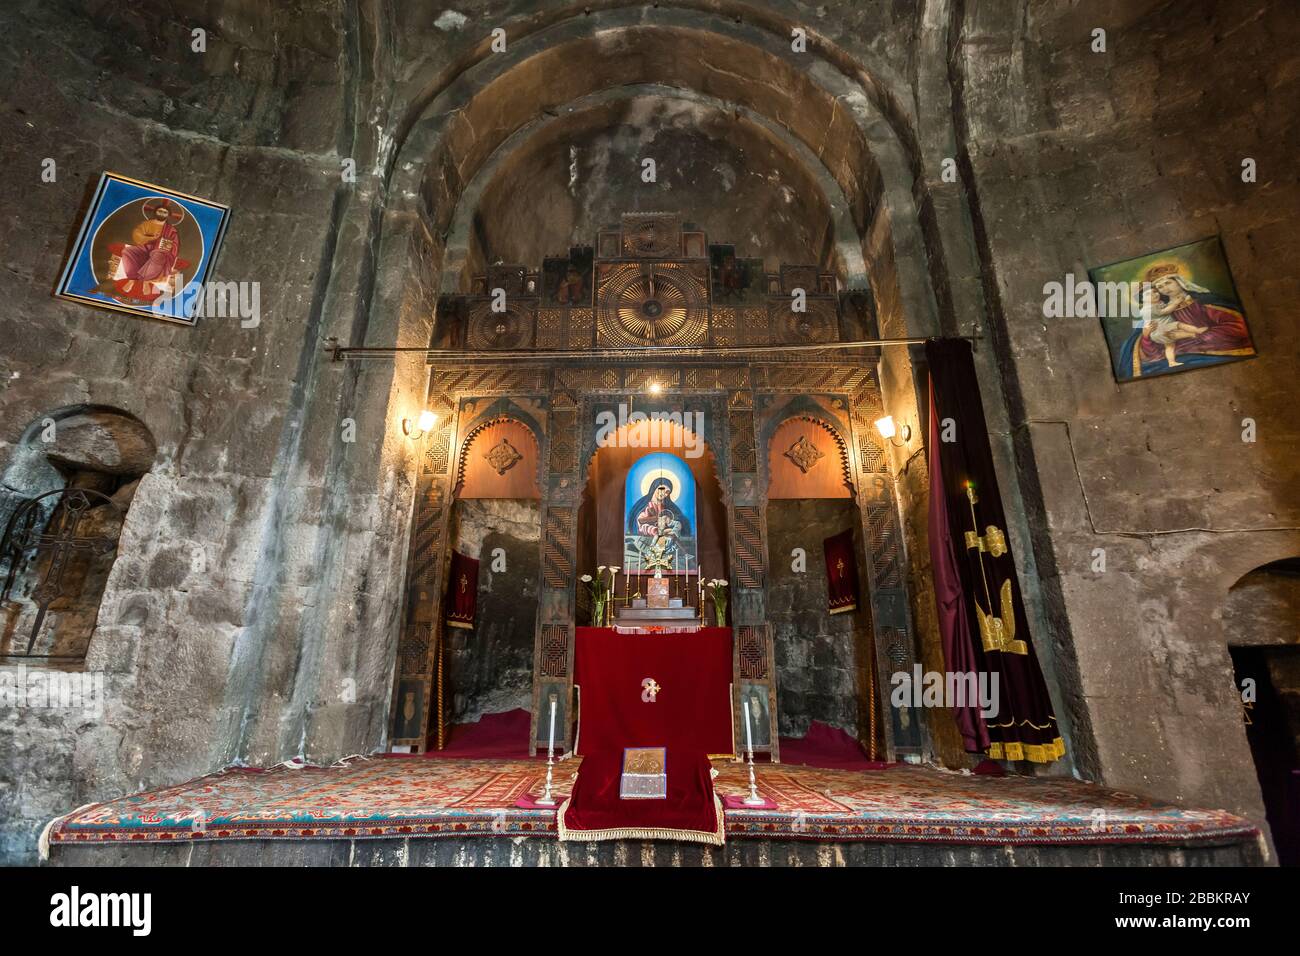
[325,335,976,364]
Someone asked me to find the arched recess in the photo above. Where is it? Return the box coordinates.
[375,6,952,753]
[759,404,882,752]
[0,405,156,661]
[577,417,730,618]
[1225,558,1300,865]
[439,406,545,738]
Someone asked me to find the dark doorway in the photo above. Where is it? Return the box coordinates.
[1229,645,1300,866]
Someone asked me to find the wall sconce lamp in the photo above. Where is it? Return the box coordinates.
[874,415,912,447]
[402,410,437,440]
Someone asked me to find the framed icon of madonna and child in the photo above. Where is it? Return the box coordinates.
[1090,236,1256,382]
[54,172,232,326]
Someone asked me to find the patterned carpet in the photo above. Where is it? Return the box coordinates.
[46,757,1258,847]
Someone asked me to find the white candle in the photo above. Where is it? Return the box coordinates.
[743,698,754,755]
[547,697,556,756]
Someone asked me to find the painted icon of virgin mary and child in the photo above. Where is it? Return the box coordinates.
[1092,237,1255,382]
[627,477,693,571]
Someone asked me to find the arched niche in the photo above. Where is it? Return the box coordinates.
[1224,557,1300,864]
[0,405,156,661]
[760,406,879,747]
[441,407,545,726]
[577,418,728,622]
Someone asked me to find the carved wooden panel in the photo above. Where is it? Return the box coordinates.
[738,625,768,679]
[733,505,764,587]
[596,261,709,349]
[567,307,594,349]
[775,298,838,344]
[466,299,536,350]
[865,502,903,589]
[399,624,431,675]
[543,507,574,588]
[621,212,682,257]
[549,409,577,475]
[536,308,563,350]
[729,408,756,473]
[540,624,569,677]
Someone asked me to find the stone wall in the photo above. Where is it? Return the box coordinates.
[0,0,364,864]
[2,0,1295,866]
[446,498,540,723]
[950,0,1300,831]
[766,499,866,738]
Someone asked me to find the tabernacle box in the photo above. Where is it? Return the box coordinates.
[619,747,668,799]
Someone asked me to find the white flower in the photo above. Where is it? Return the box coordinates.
[580,574,593,583]
[717,580,728,587]
[597,565,607,572]
[609,566,621,573]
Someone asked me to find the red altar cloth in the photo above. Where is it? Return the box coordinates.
[561,627,733,843]
[572,627,734,757]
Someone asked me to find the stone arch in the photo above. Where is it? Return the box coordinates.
[758,400,856,499]
[365,7,945,361]
[0,405,156,661]
[453,406,545,500]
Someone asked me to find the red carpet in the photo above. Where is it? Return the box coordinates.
[389,708,536,760]
[777,721,893,771]
[403,712,892,770]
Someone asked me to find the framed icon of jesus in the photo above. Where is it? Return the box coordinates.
[54,172,232,326]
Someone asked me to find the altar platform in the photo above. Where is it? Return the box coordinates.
[43,721,1264,866]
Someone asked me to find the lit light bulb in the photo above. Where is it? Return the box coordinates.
[648,382,663,396]
[417,410,437,432]
[874,416,896,440]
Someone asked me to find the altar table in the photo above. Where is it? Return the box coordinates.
[560,626,733,843]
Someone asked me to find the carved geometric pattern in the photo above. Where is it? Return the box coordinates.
[729,408,756,473]
[536,308,563,350]
[567,308,594,349]
[776,298,838,344]
[784,434,825,473]
[466,300,536,350]
[733,506,764,588]
[711,307,736,346]
[738,307,771,345]
[738,625,768,679]
[549,409,577,475]
[543,507,574,588]
[410,482,447,588]
[596,261,709,349]
[540,624,569,677]
[429,367,549,394]
[865,503,903,589]
[399,625,431,675]
[483,437,523,475]
[623,368,681,391]
[779,264,820,295]
[850,388,887,474]
[759,366,871,392]
[620,212,682,257]
[883,626,912,670]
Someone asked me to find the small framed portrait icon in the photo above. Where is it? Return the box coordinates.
[1089,236,1256,382]
[54,172,232,326]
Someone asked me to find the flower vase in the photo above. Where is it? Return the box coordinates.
[593,599,606,628]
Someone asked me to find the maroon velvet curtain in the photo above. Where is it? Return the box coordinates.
[823,528,860,614]
[444,550,479,630]
[925,339,1065,763]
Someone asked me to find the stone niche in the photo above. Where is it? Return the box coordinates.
[445,497,541,723]
[765,498,870,739]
